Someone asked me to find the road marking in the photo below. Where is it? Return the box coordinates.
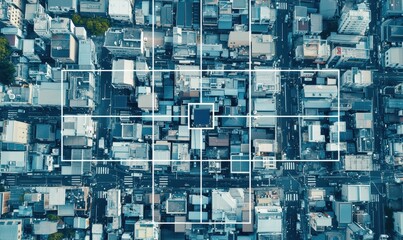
[371,194,379,202]
[159,176,169,187]
[71,176,82,186]
[285,193,299,202]
[124,176,133,186]
[97,191,107,199]
[5,175,16,186]
[96,167,110,175]
[283,162,295,170]
[307,175,316,187]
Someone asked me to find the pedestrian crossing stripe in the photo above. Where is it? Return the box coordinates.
[5,176,16,186]
[277,2,287,10]
[71,176,81,185]
[283,162,295,170]
[159,176,169,186]
[307,176,316,186]
[96,167,110,175]
[371,194,379,202]
[285,193,299,201]
[124,176,133,185]
[97,191,107,199]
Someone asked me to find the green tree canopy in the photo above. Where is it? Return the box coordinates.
[0,61,15,86]
[72,14,110,36]
[0,36,11,61]
[0,35,15,86]
[48,232,64,240]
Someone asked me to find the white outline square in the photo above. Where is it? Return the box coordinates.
[187,103,215,130]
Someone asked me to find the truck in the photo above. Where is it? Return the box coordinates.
[99,138,105,149]
[131,173,143,178]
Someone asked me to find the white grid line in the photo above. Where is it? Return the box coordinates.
[200,129,203,223]
[57,0,341,225]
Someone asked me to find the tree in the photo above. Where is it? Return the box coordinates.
[48,232,64,240]
[0,36,11,61]
[46,214,61,221]
[72,14,110,36]
[0,61,15,86]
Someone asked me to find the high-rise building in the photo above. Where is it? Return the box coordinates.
[338,4,370,35]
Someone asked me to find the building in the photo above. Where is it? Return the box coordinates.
[346,222,374,240]
[92,224,103,240]
[138,93,158,112]
[176,0,193,29]
[33,221,58,235]
[252,69,281,96]
[111,59,135,89]
[51,34,78,63]
[228,31,249,48]
[80,0,108,15]
[78,39,97,69]
[385,47,403,69]
[134,220,160,240]
[108,0,133,23]
[295,36,330,64]
[327,46,369,68]
[0,192,10,215]
[309,212,332,231]
[50,17,75,35]
[303,85,338,99]
[251,3,276,32]
[341,184,370,202]
[0,120,29,144]
[310,14,323,34]
[0,219,22,240]
[382,0,403,17]
[0,0,23,29]
[334,202,353,226]
[37,82,68,106]
[342,68,372,89]
[251,34,275,60]
[308,122,325,142]
[344,155,373,171]
[63,116,94,148]
[382,18,403,42]
[394,212,403,237]
[293,6,309,35]
[338,4,370,35]
[104,28,144,58]
[212,188,244,222]
[253,139,276,156]
[47,0,77,13]
[106,189,121,217]
[174,65,200,98]
[354,113,372,129]
[0,150,28,173]
[255,206,283,238]
[166,196,187,215]
[34,13,52,39]
[111,142,150,170]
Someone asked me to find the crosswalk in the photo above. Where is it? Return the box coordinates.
[7,110,18,119]
[307,175,316,187]
[71,176,82,186]
[5,175,16,186]
[285,193,299,202]
[124,176,133,186]
[283,162,295,170]
[96,191,108,199]
[96,166,110,175]
[276,2,288,10]
[373,164,381,171]
[159,176,169,187]
[371,194,380,202]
